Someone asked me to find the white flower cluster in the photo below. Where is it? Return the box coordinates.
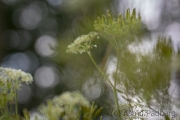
[0,67,33,84]
[66,32,99,54]
[39,91,90,120]
[52,91,90,107]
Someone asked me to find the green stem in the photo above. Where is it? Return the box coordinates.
[6,101,9,119]
[15,90,18,119]
[102,32,118,51]
[5,83,10,119]
[87,52,113,87]
[113,87,122,120]
[14,80,18,119]
[111,34,119,50]
[114,50,122,120]
[87,51,122,120]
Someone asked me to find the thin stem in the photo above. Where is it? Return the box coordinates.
[14,80,18,119]
[6,101,9,119]
[114,50,122,120]
[112,35,122,120]
[87,52,113,87]
[114,51,119,87]
[111,34,119,50]
[5,83,10,119]
[15,90,18,119]
[102,32,118,51]
[113,87,122,120]
[108,38,117,51]
[87,51,122,120]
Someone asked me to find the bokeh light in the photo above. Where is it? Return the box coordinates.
[1,52,39,73]
[20,4,42,30]
[35,35,57,57]
[34,66,59,88]
[82,78,102,101]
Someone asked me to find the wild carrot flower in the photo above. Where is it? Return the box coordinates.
[0,67,33,87]
[66,32,99,54]
[52,91,90,107]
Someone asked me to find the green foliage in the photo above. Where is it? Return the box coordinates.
[94,9,146,50]
[38,91,102,120]
[119,36,173,105]
[66,8,180,120]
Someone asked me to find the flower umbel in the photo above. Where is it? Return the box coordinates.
[39,91,102,120]
[66,32,99,54]
[94,9,146,50]
[0,67,33,88]
[39,91,90,120]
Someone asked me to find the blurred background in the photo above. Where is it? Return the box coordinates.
[1,0,180,119]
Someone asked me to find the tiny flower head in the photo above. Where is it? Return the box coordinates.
[66,32,99,54]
